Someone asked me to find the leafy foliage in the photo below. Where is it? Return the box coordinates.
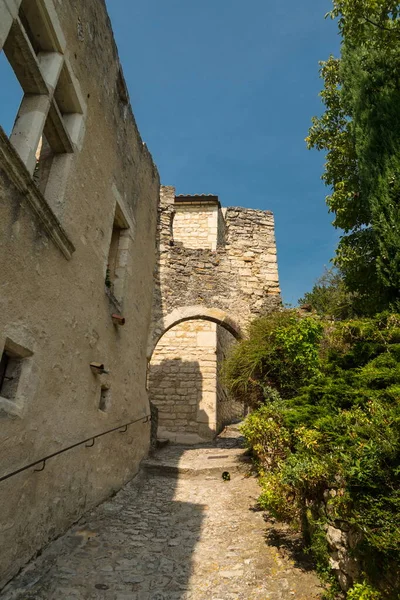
[298,267,358,320]
[307,1,400,313]
[226,312,400,598]
[329,1,400,47]
[347,582,382,600]
[306,56,362,232]
[222,311,323,406]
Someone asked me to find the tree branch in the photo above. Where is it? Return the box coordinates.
[364,15,400,35]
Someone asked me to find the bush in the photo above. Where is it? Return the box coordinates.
[298,267,359,320]
[230,312,400,598]
[240,401,291,470]
[222,310,323,406]
[347,583,382,600]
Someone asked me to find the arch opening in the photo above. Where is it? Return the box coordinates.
[147,305,243,362]
[148,309,244,445]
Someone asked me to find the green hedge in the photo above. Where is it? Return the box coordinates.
[227,312,400,598]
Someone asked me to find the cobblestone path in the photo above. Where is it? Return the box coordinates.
[2,431,323,600]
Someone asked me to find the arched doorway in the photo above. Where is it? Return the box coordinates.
[148,307,244,444]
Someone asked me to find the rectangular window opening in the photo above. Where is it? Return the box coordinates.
[1,0,85,227]
[117,68,129,105]
[19,1,42,55]
[55,63,83,115]
[105,205,130,302]
[106,224,122,293]
[34,134,54,194]
[19,0,63,54]
[0,349,23,402]
[32,98,74,203]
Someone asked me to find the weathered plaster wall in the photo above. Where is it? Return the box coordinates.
[0,0,159,588]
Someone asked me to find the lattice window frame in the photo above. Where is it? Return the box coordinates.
[0,0,86,198]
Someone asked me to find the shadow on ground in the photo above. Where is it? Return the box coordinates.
[1,458,205,600]
[1,426,323,600]
[263,522,317,573]
[1,427,247,600]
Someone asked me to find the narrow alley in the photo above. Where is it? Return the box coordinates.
[1,428,323,600]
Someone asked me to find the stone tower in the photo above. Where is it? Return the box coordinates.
[148,186,281,443]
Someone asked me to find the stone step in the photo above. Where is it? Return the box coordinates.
[142,445,250,479]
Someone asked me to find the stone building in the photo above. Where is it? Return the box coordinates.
[148,187,281,443]
[0,0,159,588]
[0,0,282,589]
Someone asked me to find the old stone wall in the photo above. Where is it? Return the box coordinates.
[173,203,219,250]
[149,320,217,443]
[149,320,242,443]
[0,0,159,588]
[148,186,281,442]
[149,186,281,356]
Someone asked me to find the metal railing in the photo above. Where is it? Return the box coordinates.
[0,414,151,484]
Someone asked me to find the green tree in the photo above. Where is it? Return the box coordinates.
[307,1,400,313]
[298,267,357,319]
[235,312,400,597]
[329,1,400,45]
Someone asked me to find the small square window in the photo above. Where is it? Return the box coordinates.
[0,349,23,401]
[0,338,33,417]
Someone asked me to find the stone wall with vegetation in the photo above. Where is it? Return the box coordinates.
[148,186,280,443]
[216,326,244,429]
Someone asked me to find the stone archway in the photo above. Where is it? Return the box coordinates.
[147,186,281,444]
[147,305,243,362]
[148,310,243,444]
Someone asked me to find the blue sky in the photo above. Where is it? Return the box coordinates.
[0,1,341,306]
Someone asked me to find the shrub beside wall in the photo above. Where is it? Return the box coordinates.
[225,312,400,599]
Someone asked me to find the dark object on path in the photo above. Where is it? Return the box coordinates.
[222,471,231,481]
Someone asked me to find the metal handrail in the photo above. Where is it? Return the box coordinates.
[0,414,151,484]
